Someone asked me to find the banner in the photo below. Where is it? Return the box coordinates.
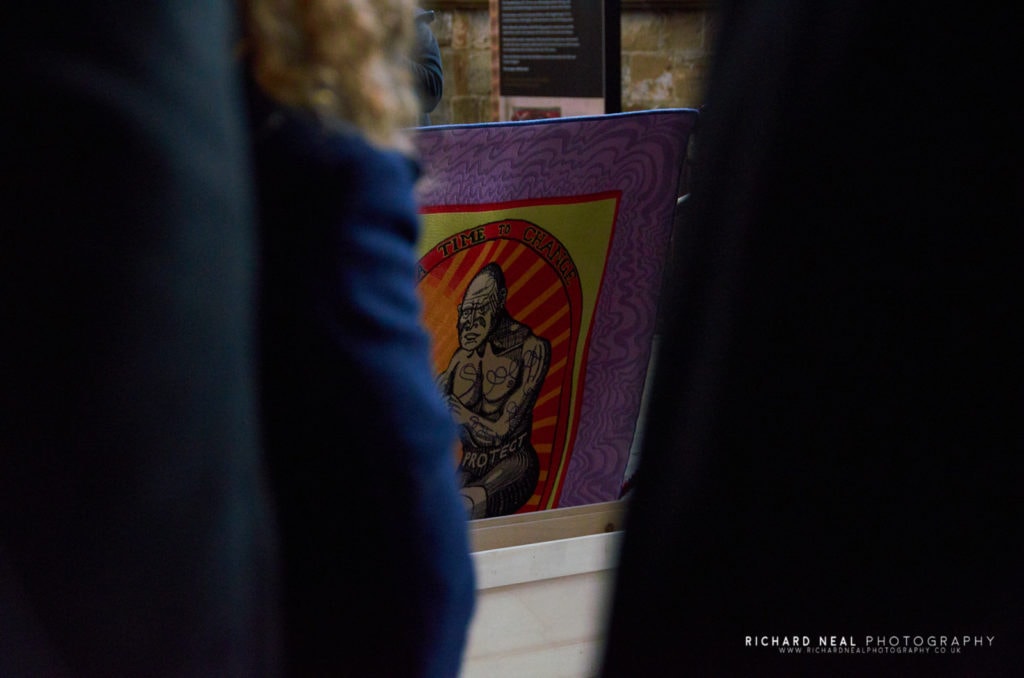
[413,109,698,517]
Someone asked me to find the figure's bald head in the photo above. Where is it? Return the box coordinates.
[458,264,507,351]
[473,263,506,293]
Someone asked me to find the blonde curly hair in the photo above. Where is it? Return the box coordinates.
[240,0,420,151]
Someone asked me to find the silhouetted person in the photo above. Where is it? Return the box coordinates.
[602,2,1021,676]
[2,2,277,675]
[410,8,443,125]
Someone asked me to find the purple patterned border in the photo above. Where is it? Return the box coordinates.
[413,110,698,507]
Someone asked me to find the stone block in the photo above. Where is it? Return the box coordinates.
[467,50,494,96]
[444,48,468,94]
[628,52,672,84]
[467,11,492,50]
[451,95,485,123]
[662,12,705,52]
[621,12,665,52]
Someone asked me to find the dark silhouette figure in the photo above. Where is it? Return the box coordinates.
[602,2,1021,676]
[2,2,277,675]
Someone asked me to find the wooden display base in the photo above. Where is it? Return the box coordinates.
[461,501,627,677]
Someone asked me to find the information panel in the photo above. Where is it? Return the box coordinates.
[494,0,619,120]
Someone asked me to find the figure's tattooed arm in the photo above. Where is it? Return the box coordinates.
[450,335,550,446]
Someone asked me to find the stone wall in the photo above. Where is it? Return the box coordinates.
[424,2,715,125]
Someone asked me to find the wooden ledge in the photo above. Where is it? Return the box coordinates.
[469,499,627,553]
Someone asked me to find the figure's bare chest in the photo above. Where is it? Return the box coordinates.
[452,347,522,412]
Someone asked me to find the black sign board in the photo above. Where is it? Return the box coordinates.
[496,0,620,119]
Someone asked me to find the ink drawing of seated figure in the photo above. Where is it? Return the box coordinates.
[437,263,551,519]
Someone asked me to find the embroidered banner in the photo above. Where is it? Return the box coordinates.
[413,109,698,517]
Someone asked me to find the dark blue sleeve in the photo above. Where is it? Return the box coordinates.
[253,108,476,677]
